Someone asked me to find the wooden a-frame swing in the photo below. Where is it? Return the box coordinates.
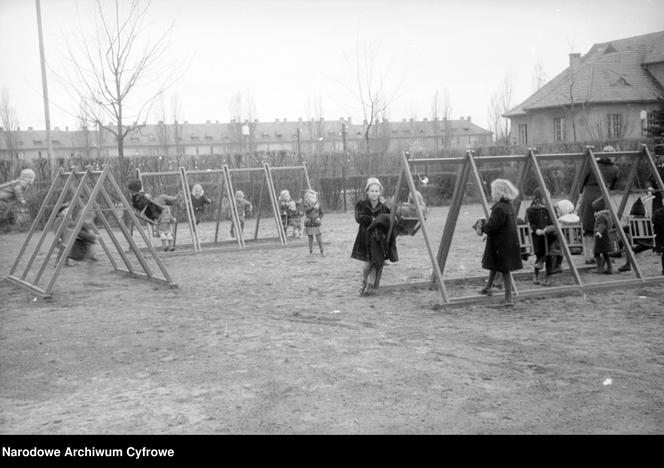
[5,165,177,300]
[380,144,664,306]
[135,163,308,254]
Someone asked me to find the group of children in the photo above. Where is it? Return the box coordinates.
[125,178,326,255]
[524,186,664,285]
[279,188,325,255]
[5,164,664,303]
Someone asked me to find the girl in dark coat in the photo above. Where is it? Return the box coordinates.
[351,177,397,296]
[479,178,523,307]
[591,197,615,274]
[578,148,619,262]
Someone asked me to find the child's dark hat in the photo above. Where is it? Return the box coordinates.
[128,179,142,192]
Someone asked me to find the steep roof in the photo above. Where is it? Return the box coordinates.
[505,30,664,117]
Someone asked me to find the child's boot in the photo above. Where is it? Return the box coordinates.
[618,261,631,272]
[502,273,514,307]
[533,267,541,285]
[591,254,604,273]
[603,255,613,274]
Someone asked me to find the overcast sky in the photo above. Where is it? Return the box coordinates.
[0,0,662,132]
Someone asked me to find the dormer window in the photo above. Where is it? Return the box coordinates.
[612,77,631,86]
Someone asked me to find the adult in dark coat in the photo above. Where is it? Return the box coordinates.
[479,179,523,307]
[647,153,664,213]
[653,206,664,275]
[578,148,619,262]
[351,177,397,296]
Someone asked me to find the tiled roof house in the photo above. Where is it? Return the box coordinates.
[505,30,664,145]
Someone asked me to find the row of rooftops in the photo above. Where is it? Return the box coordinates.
[1,117,492,149]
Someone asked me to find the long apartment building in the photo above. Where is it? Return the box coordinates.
[0,116,492,162]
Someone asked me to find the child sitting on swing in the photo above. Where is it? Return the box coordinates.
[190,184,212,225]
[127,179,178,251]
[279,189,303,238]
[534,199,579,286]
[229,190,252,238]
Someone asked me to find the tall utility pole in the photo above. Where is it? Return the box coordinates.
[35,0,55,178]
[296,127,302,163]
[341,122,348,212]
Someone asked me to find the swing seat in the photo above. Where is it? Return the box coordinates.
[517,223,533,256]
[561,223,584,255]
[627,216,655,250]
[393,203,429,236]
[396,217,422,236]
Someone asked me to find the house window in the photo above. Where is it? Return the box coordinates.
[607,113,622,139]
[553,118,565,142]
[642,111,654,137]
[518,124,528,145]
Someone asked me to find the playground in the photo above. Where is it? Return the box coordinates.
[2,200,664,434]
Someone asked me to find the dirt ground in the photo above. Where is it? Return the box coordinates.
[1,202,664,434]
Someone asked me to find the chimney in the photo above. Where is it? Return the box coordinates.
[467,116,471,122]
[206,120,211,124]
[28,126,33,131]
[275,118,280,123]
[65,126,69,132]
[54,126,59,131]
[569,52,581,71]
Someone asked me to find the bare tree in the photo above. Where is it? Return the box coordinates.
[432,88,452,151]
[228,91,257,162]
[0,89,21,177]
[487,73,513,145]
[340,40,402,155]
[531,61,547,92]
[305,94,325,155]
[61,0,180,185]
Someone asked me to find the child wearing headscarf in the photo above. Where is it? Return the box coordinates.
[303,189,324,255]
[351,177,398,296]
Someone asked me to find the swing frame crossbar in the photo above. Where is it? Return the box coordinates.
[5,165,177,299]
[381,144,664,306]
[135,163,311,255]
